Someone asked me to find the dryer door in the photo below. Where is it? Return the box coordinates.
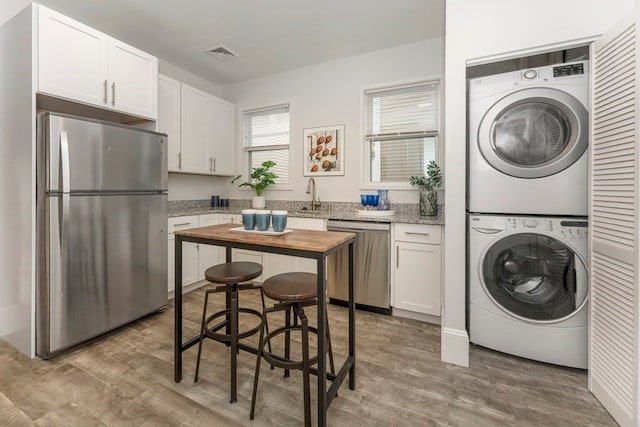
[480,232,588,322]
[477,87,588,178]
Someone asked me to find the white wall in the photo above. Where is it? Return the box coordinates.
[443,0,634,367]
[159,60,221,97]
[0,0,30,26]
[221,39,444,205]
[0,5,35,356]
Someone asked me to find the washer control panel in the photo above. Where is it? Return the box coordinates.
[504,217,588,240]
[559,220,589,240]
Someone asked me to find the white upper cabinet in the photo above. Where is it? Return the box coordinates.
[37,5,158,120]
[158,75,181,171]
[211,96,236,176]
[158,75,236,176]
[107,39,158,119]
[38,6,108,107]
[180,84,214,174]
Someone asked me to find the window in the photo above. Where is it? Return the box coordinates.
[364,81,440,186]
[243,104,290,186]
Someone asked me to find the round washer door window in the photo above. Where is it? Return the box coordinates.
[477,87,588,178]
[480,233,588,322]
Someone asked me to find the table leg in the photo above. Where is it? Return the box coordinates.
[174,236,183,383]
[316,256,327,427]
[348,241,356,390]
[230,285,238,403]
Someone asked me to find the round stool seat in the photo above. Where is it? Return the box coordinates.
[263,272,317,302]
[205,261,262,284]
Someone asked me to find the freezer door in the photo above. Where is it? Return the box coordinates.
[41,193,167,355]
[43,113,167,192]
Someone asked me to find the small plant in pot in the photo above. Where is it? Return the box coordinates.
[410,161,442,216]
[231,160,278,209]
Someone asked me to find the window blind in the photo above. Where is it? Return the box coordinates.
[365,82,439,183]
[243,104,290,185]
[365,82,439,137]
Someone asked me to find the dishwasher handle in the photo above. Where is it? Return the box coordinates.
[327,220,390,231]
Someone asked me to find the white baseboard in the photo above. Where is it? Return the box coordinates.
[168,280,209,300]
[441,326,469,367]
[392,308,440,325]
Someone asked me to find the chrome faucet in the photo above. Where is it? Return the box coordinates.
[306,177,321,211]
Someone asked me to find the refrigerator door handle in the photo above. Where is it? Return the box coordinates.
[60,131,70,194]
[59,131,70,266]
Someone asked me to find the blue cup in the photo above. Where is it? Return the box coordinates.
[242,209,256,230]
[271,210,288,232]
[255,210,271,231]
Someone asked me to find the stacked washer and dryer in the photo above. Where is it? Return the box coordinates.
[467,61,590,369]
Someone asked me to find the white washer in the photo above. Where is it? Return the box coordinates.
[468,61,589,216]
[468,214,588,369]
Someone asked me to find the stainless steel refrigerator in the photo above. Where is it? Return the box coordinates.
[36,112,168,359]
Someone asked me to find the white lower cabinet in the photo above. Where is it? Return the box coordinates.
[393,223,442,317]
[168,216,199,293]
[197,214,221,280]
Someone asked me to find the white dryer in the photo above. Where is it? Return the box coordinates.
[468,61,589,216]
[468,214,588,369]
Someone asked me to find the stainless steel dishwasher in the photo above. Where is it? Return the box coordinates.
[326,220,391,314]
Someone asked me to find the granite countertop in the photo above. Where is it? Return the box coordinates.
[168,200,445,225]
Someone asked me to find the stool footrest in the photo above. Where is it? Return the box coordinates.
[204,307,262,342]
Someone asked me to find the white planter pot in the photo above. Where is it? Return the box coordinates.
[252,196,266,209]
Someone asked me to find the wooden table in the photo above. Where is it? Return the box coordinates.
[173,223,356,426]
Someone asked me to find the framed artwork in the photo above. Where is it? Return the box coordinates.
[303,125,345,176]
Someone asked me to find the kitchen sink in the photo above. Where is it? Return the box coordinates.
[293,209,322,215]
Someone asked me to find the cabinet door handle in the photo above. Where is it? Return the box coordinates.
[396,245,399,268]
[173,222,192,227]
[111,82,116,106]
[209,157,213,172]
[177,152,182,169]
[404,232,429,236]
[213,158,216,172]
[103,80,108,104]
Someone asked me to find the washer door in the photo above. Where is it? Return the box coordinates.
[478,87,588,178]
[480,233,588,322]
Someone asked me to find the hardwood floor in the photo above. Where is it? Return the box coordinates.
[0,287,616,426]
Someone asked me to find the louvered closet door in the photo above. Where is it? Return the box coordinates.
[590,13,639,427]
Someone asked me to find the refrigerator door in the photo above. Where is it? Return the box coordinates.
[43,113,167,193]
[41,193,167,356]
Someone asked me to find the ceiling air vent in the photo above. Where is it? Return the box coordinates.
[206,45,239,62]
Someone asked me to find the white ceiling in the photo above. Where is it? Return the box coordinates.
[38,0,444,86]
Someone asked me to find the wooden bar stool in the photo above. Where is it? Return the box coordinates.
[194,261,267,404]
[250,272,335,426]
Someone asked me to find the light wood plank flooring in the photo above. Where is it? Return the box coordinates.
[0,287,616,426]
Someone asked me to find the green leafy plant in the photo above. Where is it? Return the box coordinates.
[409,161,442,191]
[231,160,278,196]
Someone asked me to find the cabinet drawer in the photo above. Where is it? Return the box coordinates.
[199,214,218,227]
[394,223,441,245]
[168,215,199,234]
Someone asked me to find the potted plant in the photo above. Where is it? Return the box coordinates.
[231,160,278,208]
[410,161,442,216]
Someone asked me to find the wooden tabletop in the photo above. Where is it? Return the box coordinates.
[175,223,355,253]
